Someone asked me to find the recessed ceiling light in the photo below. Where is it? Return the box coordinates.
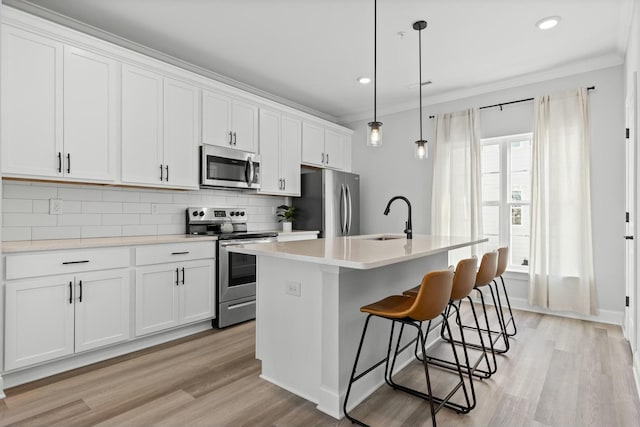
[357,76,371,84]
[536,16,561,30]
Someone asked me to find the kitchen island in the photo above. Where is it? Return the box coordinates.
[229,234,485,419]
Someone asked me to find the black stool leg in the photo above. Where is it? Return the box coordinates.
[343,315,373,426]
[488,283,510,353]
[499,276,517,336]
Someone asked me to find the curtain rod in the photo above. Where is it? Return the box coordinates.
[428,86,595,119]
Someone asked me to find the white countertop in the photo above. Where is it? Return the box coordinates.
[228,234,487,270]
[1,230,319,254]
[1,234,218,253]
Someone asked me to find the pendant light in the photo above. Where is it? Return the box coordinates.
[413,20,428,160]
[367,0,382,147]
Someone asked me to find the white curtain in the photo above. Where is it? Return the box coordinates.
[431,108,483,262]
[529,87,596,315]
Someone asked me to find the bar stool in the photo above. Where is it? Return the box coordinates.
[404,256,495,380]
[492,247,517,337]
[343,268,466,427]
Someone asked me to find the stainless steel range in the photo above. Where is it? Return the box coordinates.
[186,207,277,328]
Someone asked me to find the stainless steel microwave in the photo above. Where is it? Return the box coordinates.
[200,145,260,190]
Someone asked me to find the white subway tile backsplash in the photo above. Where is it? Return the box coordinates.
[102,189,141,202]
[82,201,123,214]
[3,182,284,241]
[3,213,57,227]
[122,224,157,236]
[4,183,57,200]
[81,225,122,238]
[102,214,140,226]
[32,226,81,240]
[58,187,102,201]
[2,227,32,241]
[123,203,151,214]
[57,213,102,226]
[3,199,33,213]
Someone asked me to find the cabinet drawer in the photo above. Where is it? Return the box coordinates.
[5,247,130,280]
[135,242,215,266]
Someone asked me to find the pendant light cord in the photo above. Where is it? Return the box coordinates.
[373,0,377,122]
[418,24,422,140]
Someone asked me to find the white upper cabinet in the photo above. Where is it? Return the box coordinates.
[122,65,199,189]
[323,129,346,171]
[1,25,63,178]
[258,109,301,196]
[1,26,118,182]
[163,77,199,188]
[63,46,118,182]
[301,122,325,167]
[202,89,258,153]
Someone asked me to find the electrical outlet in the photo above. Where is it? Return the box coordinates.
[151,204,159,215]
[49,199,63,215]
[285,281,301,297]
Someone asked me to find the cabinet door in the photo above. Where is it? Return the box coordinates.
[301,122,325,167]
[75,269,131,353]
[135,264,180,336]
[5,275,75,370]
[324,129,345,171]
[232,100,258,153]
[1,25,63,178]
[163,78,199,189]
[64,46,118,182]
[121,64,164,186]
[202,89,232,148]
[258,109,282,194]
[280,116,302,196]
[180,259,216,324]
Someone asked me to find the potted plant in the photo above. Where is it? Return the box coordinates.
[277,204,296,232]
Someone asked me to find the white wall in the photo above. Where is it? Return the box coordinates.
[350,65,625,319]
[1,181,285,240]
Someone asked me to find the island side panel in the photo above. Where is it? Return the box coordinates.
[256,256,323,403]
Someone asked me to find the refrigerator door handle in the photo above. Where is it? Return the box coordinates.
[346,184,353,235]
[339,184,345,235]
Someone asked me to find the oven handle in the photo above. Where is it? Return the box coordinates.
[219,238,277,247]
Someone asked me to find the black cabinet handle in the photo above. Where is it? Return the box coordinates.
[175,268,180,286]
[66,153,71,174]
[160,164,164,181]
[165,165,169,182]
[233,132,237,146]
[62,260,89,265]
[229,131,233,145]
[58,152,62,173]
[79,280,83,303]
[625,235,634,240]
[171,251,189,255]
[69,281,73,304]
[181,267,185,285]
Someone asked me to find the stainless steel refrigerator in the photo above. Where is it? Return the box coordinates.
[293,169,360,238]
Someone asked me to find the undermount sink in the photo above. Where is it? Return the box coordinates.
[366,235,404,241]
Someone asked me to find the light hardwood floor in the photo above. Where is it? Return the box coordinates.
[1,307,639,427]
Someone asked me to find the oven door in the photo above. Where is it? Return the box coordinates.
[218,237,275,302]
[201,145,260,189]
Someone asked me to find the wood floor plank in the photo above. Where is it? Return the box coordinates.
[0,311,638,427]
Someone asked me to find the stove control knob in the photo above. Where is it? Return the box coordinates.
[199,211,204,217]
[192,211,199,217]
[240,211,245,216]
[230,212,235,216]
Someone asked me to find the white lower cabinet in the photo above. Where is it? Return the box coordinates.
[135,259,215,336]
[4,269,130,371]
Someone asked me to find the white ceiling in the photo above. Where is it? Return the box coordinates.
[10,0,634,123]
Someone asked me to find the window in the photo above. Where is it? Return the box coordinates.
[481,133,532,272]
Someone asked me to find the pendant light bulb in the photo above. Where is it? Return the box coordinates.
[367,121,383,147]
[415,140,428,159]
